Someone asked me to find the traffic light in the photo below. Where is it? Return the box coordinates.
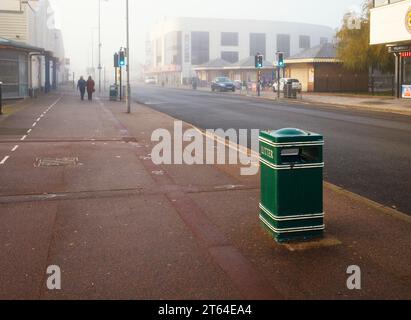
[119,50,126,67]
[277,52,285,68]
[114,53,119,68]
[255,54,263,68]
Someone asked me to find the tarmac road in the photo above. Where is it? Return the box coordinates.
[133,85,411,215]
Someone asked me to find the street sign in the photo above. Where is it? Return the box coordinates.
[114,53,119,68]
[388,45,411,53]
[402,85,411,99]
[400,51,411,57]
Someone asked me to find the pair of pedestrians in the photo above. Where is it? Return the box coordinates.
[77,76,95,101]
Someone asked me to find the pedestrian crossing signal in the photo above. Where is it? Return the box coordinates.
[119,51,126,67]
[277,52,285,68]
[255,54,263,68]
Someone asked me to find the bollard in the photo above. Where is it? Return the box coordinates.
[259,128,325,243]
[0,81,3,115]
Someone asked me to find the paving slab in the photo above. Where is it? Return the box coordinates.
[0,89,410,300]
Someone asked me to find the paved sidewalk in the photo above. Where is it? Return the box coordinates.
[0,90,410,299]
[0,97,40,122]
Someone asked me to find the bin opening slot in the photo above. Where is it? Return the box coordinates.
[281,148,300,163]
[280,146,321,164]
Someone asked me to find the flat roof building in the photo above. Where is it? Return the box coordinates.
[284,43,368,92]
[145,17,335,85]
[0,0,67,98]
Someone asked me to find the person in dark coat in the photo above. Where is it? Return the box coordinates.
[86,76,95,101]
[77,76,87,100]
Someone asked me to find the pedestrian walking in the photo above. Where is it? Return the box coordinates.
[77,76,87,100]
[86,76,95,101]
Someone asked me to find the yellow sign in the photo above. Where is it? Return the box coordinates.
[407,7,411,33]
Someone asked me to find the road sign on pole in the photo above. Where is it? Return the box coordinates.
[114,52,119,68]
[276,52,285,100]
[126,0,131,114]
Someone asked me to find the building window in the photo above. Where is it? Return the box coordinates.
[164,31,182,65]
[0,51,27,98]
[250,33,266,57]
[156,38,162,65]
[299,35,311,49]
[320,37,329,45]
[221,51,239,63]
[191,31,209,65]
[277,34,290,58]
[221,32,239,46]
[373,0,403,8]
[184,34,190,63]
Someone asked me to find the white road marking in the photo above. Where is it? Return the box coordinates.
[11,145,19,152]
[32,122,37,127]
[37,118,41,121]
[0,156,10,165]
[21,135,27,141]
[27,129,32,134]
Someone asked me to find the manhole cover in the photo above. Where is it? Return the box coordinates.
[35,157,79,167]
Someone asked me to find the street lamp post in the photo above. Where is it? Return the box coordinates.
[126,0,131,113]
[97,0,108,94]
[98,0,102,93]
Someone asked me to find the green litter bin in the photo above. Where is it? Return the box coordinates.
[259,128,325,243]
[109,85,118,101]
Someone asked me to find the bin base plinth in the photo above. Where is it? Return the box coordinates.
[260,220,324,244]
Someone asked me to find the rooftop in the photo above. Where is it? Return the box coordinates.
[286,42,340,63]
[0,37,45,53]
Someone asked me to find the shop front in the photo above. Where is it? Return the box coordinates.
[399,50,411,98]
[0,37,56,100]
[0,49,28,99]
[370,0,411,98]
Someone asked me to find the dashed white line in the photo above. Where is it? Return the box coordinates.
[21,135,27,141]
[0,156,10,165]
[11,145,19,152]
[32,122,37,127]
[27,129,32,134]
[36,117,41,121]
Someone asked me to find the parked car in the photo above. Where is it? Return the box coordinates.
[273,78,302,92]
[211,77,236,92]
[145,76,157,85]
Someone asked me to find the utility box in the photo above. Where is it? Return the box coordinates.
[259,128,325,243]
[109,85,118,101]
[283,82,297,99]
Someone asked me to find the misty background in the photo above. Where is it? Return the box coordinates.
[49,0,364,81]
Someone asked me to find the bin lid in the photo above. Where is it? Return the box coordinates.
[260,128,323,144]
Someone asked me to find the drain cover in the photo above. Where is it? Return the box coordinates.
[35,157,79,167]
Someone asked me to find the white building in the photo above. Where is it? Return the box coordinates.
[0,0,67,98]
[145,17,335,85]
[370,0,411,98]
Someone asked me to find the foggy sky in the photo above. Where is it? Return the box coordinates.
[49,0,364,80]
